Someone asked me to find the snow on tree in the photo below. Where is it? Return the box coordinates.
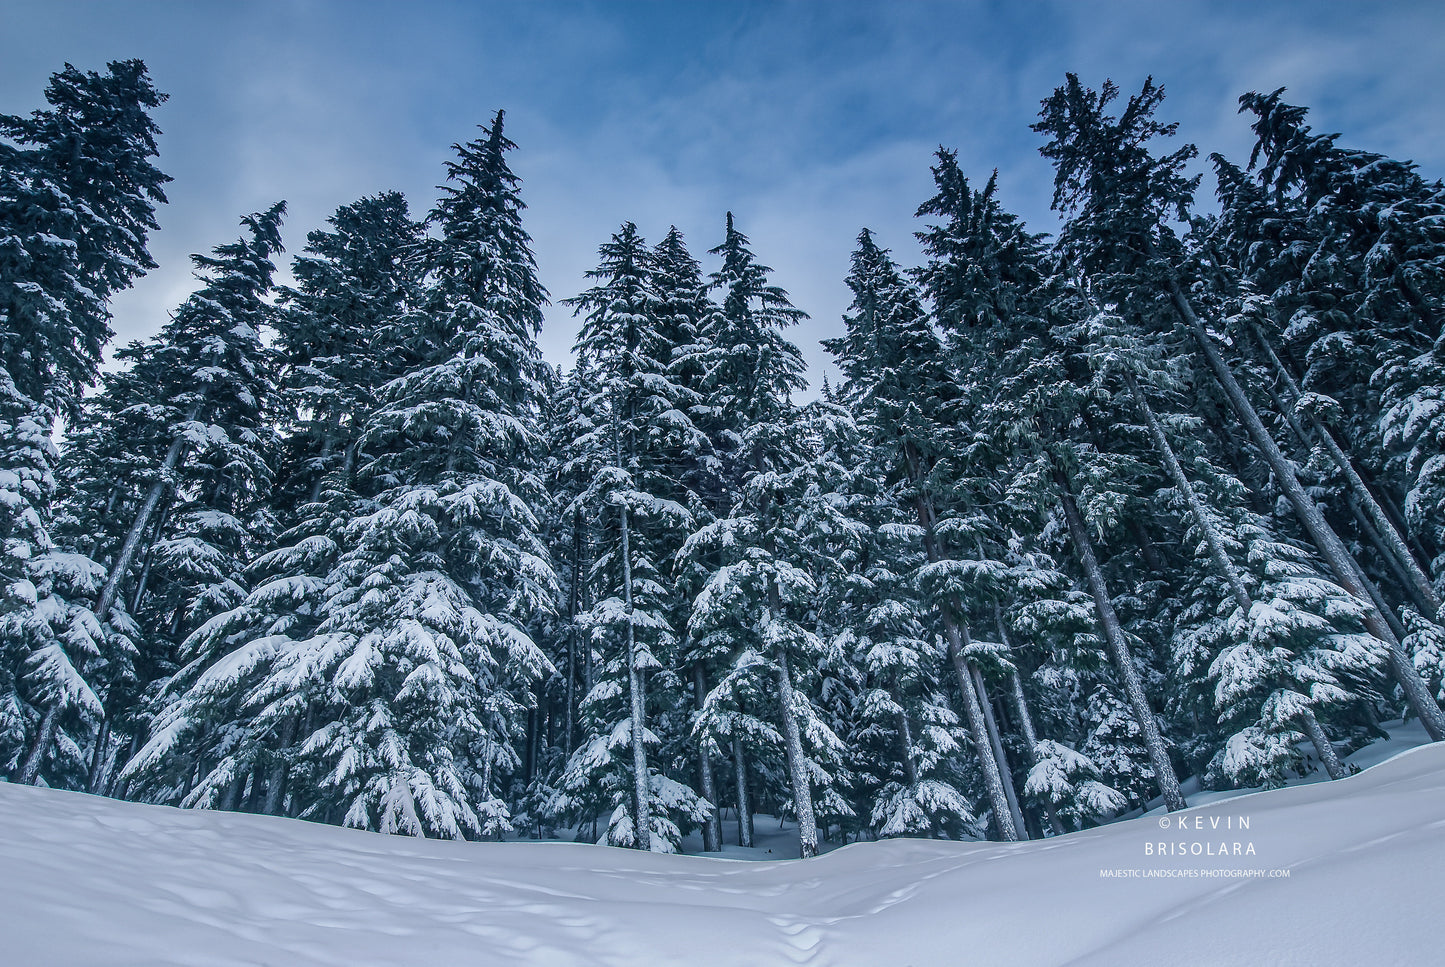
[1,60,168,787]
[1024,738,1126,829]
[685,213,847,858]
[549,222,711,851]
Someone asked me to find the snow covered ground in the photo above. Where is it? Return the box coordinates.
[4,734,1443,966]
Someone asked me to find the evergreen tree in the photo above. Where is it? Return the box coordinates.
[1033,74,1445,742]
[688,213,840,858]
[274,191,427,515]
[86,204,287,805]
[551,222,710,851]
[129,113,557,838]
[1,60,168,786]
[824,225,996,836]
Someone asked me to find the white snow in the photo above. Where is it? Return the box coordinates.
[3,736,1443,965]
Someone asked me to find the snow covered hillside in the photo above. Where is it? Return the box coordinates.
[4,741,1443,966]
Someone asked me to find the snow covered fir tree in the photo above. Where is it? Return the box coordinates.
[6,57,1445,863]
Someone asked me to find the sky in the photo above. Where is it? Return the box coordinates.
[3,0,1443,391]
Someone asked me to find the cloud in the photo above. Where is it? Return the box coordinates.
[3,0,1442,395]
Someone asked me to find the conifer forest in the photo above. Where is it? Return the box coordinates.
[7,58,1445,862]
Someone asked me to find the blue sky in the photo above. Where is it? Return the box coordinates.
[4,0,1443,389]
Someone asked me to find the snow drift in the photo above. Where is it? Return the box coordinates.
[4,741,1443,966]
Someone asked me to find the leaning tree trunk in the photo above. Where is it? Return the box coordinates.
[1125,369,1344,779]
[1165,273,1445,742]
[1053,461,1188,812]
[772,638,819,859]
[992,603,1069,836]
[95,405,201,620]
[693,663,723,852]
[1253,377,1415,644]
[16,706,59,785]
[971,663,1028,838]
[1248,321,1442,622]
[1299,708,1346,780]
[941,623,1021,841]
[903,442,1019,841]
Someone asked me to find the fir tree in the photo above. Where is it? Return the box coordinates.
[1,60,168,786]
[552,222,710,851]
[688,213,840,858]
[1034,74,1445,742]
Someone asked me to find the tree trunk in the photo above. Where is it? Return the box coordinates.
[1129,370,1355,778]
[109,732,141,799]
[128,492,174,615]
[17,706,58,785]
[86,717,112,793]
[565,509,583,754]
[895,707,920,787]
[732,735,754,848]
[95,406,200,620]
[1300,707,1346,781]
[220,770,246,812]
[1053,461,1188,812]
[617,494,651,852]
[262,716,299,816]
[942,625,1021,841]
[1256,353,1431,630]
[1167,275,1445,742]
[773,643,818,858]
[971,663,1027,839]
[903,441,1018,841]
[242,761,266,812]
[693,663,722,852]
[1126,370,1254,615]
[992,605,1069,836]
[1249,320,1441,621]
[306,410,346,504]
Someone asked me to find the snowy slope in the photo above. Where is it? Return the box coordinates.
[4,742,1443,967]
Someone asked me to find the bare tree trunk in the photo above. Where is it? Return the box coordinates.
[693,663,722,852]
[732,735,753,848]
[1127,370,1347,777]
[942,624,1021,841]
[617,494,651,851]
[903,441,1018,841]
[263,716,299,816]
[971,663,1027,839]
[95,405,201,619]
[1166,275,1445,741]
[1249,320,1441,621]
[1054,462,1188,812]
[772,639,818,858]
[17,707,58,785]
